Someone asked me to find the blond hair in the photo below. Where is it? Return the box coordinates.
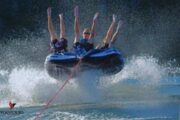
[83,28,91,33]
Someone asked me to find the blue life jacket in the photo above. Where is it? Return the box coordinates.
[80,38,88,45]
[79,38,94,51]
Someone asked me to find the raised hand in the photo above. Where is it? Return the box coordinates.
[112,14,116,23]
[59,14,63,19]
[116,20,123,31]
[47,7,51,17]
[93,12,99,21]
[74,6,79,17]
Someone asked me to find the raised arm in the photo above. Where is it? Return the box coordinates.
[74,6,80,43]
[103,14,116,44]
[59,14,65,39]
[89,12,99,39]
[47,7,58,41]
[110,20,123,44]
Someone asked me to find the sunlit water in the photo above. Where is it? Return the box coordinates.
[0,56,180,120]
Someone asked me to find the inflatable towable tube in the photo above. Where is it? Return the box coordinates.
[45,48,124,80]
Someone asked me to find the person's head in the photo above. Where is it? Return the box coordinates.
[82,28,91,39]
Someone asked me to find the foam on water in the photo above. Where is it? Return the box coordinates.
[0,55,179,108]
[0,67,104,107]
[99,56,165,87]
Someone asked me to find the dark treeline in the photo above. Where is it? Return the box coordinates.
[0,0,179,65]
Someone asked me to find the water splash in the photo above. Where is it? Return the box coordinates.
[99,56,165,87]
[0,56,179,107]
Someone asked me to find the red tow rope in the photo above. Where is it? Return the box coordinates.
[34,58,82,120]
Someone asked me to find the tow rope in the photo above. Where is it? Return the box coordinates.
[34,58,82,120]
